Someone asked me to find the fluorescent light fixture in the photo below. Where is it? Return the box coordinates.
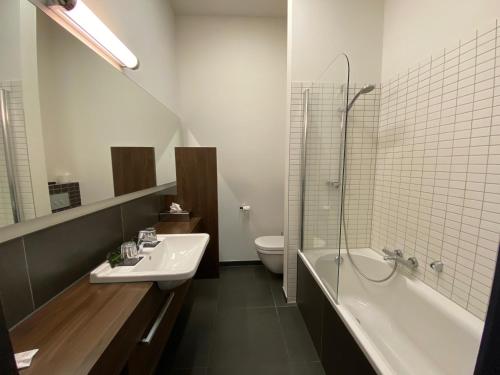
[48,0,139,70]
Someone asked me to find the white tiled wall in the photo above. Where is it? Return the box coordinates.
[286,24,500,320]
[371,24,500,320]
[0,81,35,226]
[286,81,380,300]
[344,85,380,249]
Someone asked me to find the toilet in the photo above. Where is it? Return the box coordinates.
[255,236,284,274]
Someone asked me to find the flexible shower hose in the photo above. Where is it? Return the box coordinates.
[340,118,397,282]
[343,211,397,283]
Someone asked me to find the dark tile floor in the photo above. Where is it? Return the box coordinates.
[157,265,325,375]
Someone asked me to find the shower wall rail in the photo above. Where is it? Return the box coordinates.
[299,88,310,252]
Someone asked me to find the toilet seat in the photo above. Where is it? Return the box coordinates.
[255,236,284,253]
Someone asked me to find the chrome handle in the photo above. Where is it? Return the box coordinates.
[407,257,419,269]
[299,88,310,251]
[382,248,418,269]
[430,260,444,272]
[382,248,403,258]
[141,292,175,344]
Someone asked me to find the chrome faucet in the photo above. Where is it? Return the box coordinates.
[383,248,403,261]
[382,248,419,270]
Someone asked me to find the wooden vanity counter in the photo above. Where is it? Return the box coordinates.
[9,218,202,375]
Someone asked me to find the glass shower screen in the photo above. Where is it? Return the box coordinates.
[299,53,350,302]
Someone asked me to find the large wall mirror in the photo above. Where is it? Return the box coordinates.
[0,0,182,228]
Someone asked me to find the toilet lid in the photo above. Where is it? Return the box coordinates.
[255,236,284,251]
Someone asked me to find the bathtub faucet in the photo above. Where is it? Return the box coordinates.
[382,248,419,270]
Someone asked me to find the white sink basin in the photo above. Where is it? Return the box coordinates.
[90,233,209,290]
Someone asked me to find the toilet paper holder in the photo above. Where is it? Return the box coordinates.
[240,204,251,211]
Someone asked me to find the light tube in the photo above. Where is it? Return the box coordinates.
[49,0,139,69]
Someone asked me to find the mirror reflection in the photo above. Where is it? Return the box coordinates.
[0,1,182,228]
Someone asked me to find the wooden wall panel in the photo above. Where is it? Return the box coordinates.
[175,147,219,278]
[111,147,156,197]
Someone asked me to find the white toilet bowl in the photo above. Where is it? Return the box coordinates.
[255,236,284,274]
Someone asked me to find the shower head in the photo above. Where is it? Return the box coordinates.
[346,84,375,112]
[359,84,375,94]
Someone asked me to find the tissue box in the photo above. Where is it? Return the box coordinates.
[159,211,191,222]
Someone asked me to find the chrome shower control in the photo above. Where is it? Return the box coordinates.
[382,248,418,270]
[430,260,444,273]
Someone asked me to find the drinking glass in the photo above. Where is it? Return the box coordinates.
[138,227,157,246]
[121,241,138,260]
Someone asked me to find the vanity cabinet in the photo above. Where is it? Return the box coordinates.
[9,277,191,375]
[9,220,202,375]
[126,281,190,375]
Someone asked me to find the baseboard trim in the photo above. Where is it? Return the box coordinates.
[220,260,262,266]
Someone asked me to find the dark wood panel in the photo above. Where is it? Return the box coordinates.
[127,281,191,375]
[155,218,202,235]
[111,147,157,197]
[10,277,155,375]
[90,285,168,375]
[175,147,219,278]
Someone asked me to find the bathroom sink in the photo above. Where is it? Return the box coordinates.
[90,233,209,290]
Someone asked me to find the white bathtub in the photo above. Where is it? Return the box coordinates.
[300,248,485,375]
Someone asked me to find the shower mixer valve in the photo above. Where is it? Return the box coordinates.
[382,248,419,270]
[326,180,340,188]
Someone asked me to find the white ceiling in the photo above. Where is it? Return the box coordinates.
[170,0,287,17]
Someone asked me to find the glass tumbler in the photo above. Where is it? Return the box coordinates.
[138,227,157,245]
[121,241,138,260]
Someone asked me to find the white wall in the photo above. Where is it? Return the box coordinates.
[176,16,287,261]
[0,1,45,223]
[84,0,179,113]
[290,0,384,84]
[0,0,21,80]
[37,11,182,205]
[381,0,500,81]
[20,2,52,218]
